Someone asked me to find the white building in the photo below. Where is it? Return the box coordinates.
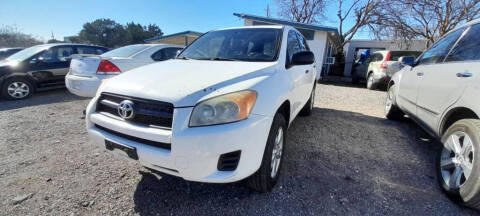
[234,13,338,79]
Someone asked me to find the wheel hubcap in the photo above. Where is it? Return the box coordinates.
[368,76,373,87]
[271,127,284,178]
[440,131,475,189]
[7,82,30,98]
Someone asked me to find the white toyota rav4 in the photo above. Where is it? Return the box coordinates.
[85,26,316,191]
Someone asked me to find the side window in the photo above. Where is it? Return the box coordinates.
[37,46,74,63]
[152,47,182,61]
[286,30,302,66]
[295,31,310,52]
[418,28,465,65]
[446,24,480,62]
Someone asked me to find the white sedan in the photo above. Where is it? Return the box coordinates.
[66,44,183,97]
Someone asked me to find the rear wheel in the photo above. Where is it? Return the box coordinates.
[1,77,34,100]
[438,119,480,209]
[299,85,315,116]
[247,112,286,192]
[366,73,377,90]
[385,85,404,120]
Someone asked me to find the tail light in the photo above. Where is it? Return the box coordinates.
[380,52,391,69]
[97,60,121,75]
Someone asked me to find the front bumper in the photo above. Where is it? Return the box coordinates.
[65,74,114,97]
[85,98,273,183]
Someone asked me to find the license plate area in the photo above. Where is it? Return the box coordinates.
[105,140,138,160]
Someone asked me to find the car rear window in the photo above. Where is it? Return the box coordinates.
[101,45,150,58]
[389,51,422,61]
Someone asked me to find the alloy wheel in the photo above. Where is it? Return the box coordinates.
[385,88,393,114]
[271,127,284,178]
[440,131,475,189]
[7,82,30,99]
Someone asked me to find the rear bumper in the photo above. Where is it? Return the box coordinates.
[65,74,114,97]
[85,98,273,183]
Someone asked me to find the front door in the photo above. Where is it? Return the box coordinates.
[416,24,480,131]
[27,46,75,88]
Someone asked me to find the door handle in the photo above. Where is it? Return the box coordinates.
[456,72,473,78]
[305,70,310,74]
[417,72,424,76]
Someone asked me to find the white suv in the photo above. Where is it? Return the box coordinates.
[85,26,316,191]
[386,19,480,209]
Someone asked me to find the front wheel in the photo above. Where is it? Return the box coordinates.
[438,119,480,210]
[385,85,404,120]
[247,113,287,192]
[1,77,34,100]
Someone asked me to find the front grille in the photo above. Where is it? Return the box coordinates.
[217,151,241,171]
[95,124,171,150]
[96,92,174,129]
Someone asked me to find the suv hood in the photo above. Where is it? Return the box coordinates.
[101,59,277,107]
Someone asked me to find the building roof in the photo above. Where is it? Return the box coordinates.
[145,31,204,43]
[233,13,338,33]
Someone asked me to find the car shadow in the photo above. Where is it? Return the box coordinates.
[319,78,387,91]
[132,107,476,215]
[0,89,86,111]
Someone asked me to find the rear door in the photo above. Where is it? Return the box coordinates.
[416,25,478,130]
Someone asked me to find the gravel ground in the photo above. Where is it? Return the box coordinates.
[0,81,478,216]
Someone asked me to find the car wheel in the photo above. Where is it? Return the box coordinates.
[299,84,315,116]
[366,73,377,90]
[247,112,286,192]
[385,85,404,120]
[1,77,34,100]
[438,119,480,209]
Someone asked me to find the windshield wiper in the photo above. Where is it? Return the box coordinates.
[195,57,239,61]
[176,56,190,60]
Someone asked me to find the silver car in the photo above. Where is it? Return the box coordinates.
[386,19,480,209]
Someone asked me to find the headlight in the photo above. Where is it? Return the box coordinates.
[189,90,257,127]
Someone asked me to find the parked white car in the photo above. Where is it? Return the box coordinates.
[352,50,422,89]
[66,44,183,97]
[386,19,480,209]
[85,26,316,191]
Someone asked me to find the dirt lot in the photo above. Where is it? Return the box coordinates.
[0,81,478,216]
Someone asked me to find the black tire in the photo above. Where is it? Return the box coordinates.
[385,85,404,120]
[299,84,315,116]
[247,112,287,192]
[1,77,34,100]
[366,73,377,90]
[437,119,480,210]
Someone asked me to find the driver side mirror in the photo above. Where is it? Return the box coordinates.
[399,56,415,67]
[290,51,315,67]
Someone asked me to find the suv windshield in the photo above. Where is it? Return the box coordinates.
[101,45,150,58]
[178,28,282,62]
[6,45,48,62]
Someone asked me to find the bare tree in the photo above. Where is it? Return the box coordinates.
[276,0,327,24]
[371,0,480,48]
[334,0,382,53]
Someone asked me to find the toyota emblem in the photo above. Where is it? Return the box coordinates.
[117,100,135,120]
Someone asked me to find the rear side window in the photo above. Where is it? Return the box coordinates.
[151,47,183,61]
[77,46,105,55]
[101,45,150,58]
[445,24,480,62]
[418,28,465,65]
[389,51,421,61]
[371,53,383,62]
